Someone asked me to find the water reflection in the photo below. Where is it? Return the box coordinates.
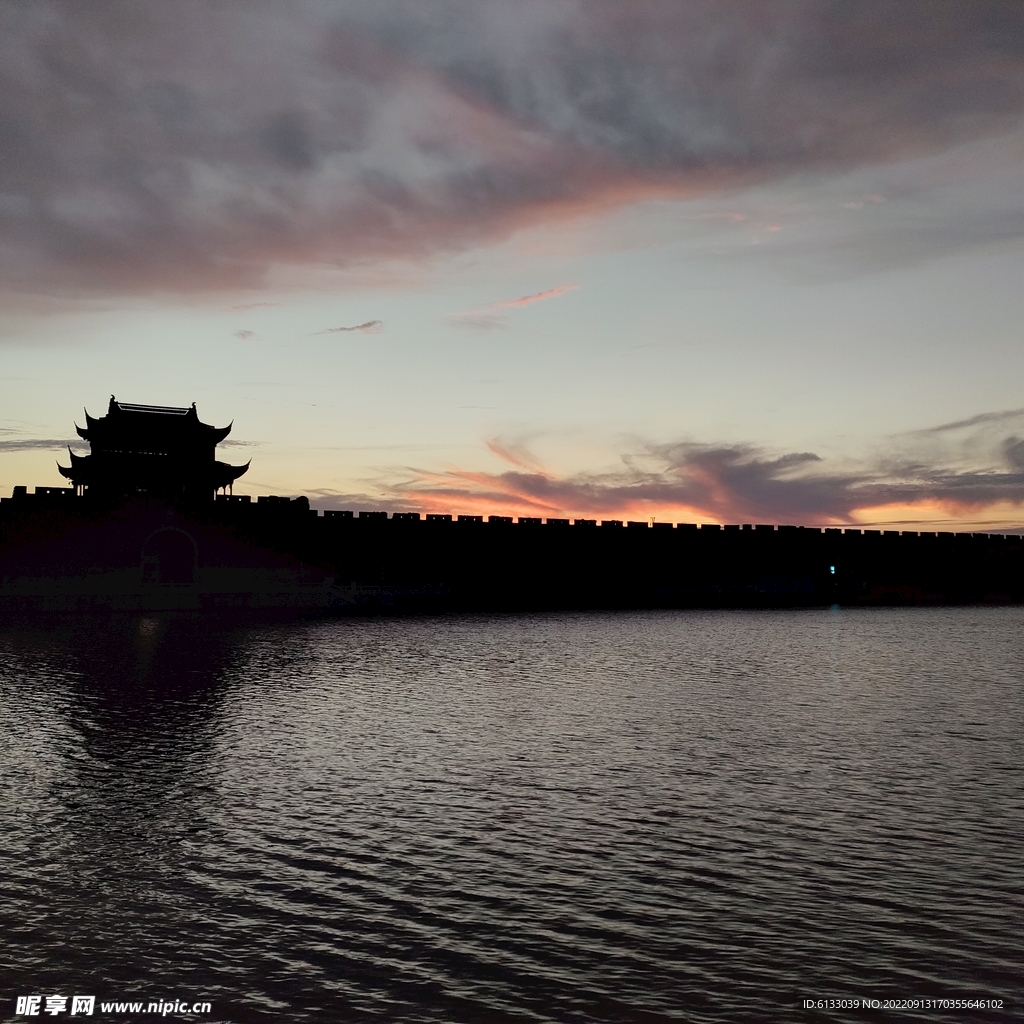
[1,614,250,1004]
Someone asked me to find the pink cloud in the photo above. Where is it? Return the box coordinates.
[450,284,577,330]
[489,285,578,310]
[485,437,547,472]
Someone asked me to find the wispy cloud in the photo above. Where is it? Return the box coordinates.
[448,311,508,332]
[0,439,82,453]
[450,284,577,330]
[485,436,548,472]
[911,406,1024,435]
[0,433,255,454]
[490,285,578,311]
[313,320,383,335]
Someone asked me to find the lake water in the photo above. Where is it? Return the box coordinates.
[1,609,1021,1023]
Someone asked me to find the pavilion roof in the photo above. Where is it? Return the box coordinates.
[77,396,232,448]
[115,402,191,415]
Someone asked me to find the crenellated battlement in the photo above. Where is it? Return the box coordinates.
[2,485,1022,611]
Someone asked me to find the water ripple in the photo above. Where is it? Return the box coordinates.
[1,609,1022,1022]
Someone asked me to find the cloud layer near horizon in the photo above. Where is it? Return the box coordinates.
[310,409,1024,527]
[3,1,1024,294]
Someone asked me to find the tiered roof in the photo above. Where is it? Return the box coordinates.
[76,397,233,451]
[58,396,249,499]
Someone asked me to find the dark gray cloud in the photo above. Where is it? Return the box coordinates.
[313,320,383,334]
[1,1,1023,295]
[916,406,1024,435]
[218,439,262,449]
[1002,436,1024,471]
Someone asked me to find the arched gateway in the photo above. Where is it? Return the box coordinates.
[141,528,198,586]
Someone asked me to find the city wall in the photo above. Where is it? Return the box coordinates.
[2,487,1022,611]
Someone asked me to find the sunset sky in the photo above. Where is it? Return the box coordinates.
[3,1,1024,529]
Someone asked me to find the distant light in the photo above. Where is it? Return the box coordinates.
[830,565,836,574]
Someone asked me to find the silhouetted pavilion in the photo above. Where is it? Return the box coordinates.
[58,397,249,501]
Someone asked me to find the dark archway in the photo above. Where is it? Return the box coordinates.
[141,528,197,586]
